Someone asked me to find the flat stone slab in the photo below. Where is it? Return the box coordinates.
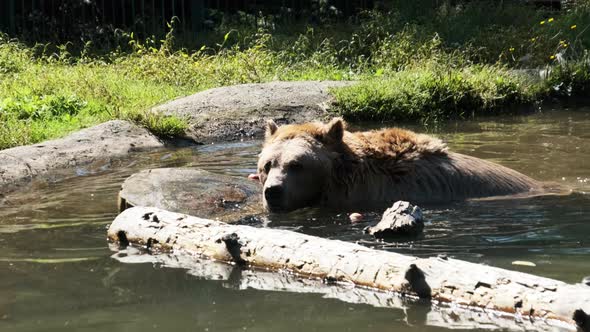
[152,81,355,143]
[0,120,165,195]
[118,168,263,222]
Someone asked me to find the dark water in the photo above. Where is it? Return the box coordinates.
[1,107,589,331]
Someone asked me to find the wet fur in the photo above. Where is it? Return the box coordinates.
[260,118,543,211]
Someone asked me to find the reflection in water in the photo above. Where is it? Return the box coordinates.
[111,247,573,332]
[1,107,589,331]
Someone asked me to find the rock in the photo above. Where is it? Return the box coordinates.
[0,120,165,195]
[118,168,263,222]
[151,81,355,143]
[364,201,424,238]
[349,212,364,223]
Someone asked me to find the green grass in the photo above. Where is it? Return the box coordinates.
[0,30,351,149]
[331,63,538,121]
[0,37,193,148]
[1,1,590,150]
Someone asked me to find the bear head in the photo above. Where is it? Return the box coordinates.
[257,118,345,212]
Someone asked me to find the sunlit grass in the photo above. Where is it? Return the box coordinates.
[332,64,536,122]
[1,1,590,149]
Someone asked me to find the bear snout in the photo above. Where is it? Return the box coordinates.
[264,185,284,207]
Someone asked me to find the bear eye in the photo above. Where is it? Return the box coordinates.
[288,162,303,172]
[263,161,271,173]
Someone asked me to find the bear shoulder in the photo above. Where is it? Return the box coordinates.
[344,127,447,161]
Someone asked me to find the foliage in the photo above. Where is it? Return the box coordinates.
[331,64,534,122]
[546,52,590,97]
[1,1,590,149]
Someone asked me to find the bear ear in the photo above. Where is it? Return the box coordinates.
[324,117,345,142]
[265,119,278,140]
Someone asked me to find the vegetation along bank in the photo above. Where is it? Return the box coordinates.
[1,0,590,150]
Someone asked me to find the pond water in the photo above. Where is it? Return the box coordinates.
[1,106,589,331]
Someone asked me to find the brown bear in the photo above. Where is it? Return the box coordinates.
[257,117,547,212]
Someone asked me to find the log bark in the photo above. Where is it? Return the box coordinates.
[107,207,590,331]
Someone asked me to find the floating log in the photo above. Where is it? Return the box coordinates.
[110,247,571,331]
[107,207,590,331]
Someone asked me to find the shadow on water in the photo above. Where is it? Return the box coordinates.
[1,106,590,331]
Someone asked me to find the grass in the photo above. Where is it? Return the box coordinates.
[0,37,195,148]
[331,63,538,121]
[1,1,590,150]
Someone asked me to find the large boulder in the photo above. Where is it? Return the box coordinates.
[0,120,164,195]
[118,168,263,222]
[151,81,355,143]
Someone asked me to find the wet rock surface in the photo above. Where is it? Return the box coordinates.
[151,81,354,143]
[364,201,425,238]
[118,168,263,222]
[0,120,165,195]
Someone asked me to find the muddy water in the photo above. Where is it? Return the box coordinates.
[1,106,589,331]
